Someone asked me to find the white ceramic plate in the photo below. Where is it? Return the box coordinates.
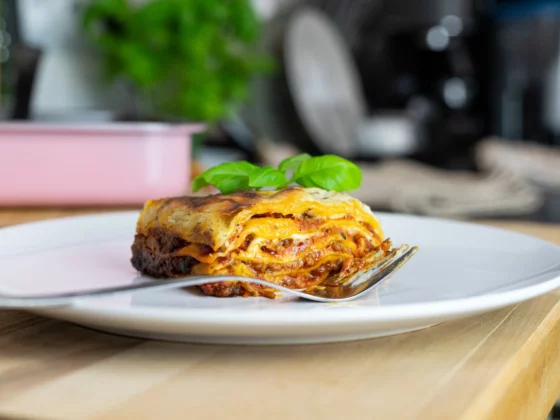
[1,212,559,345]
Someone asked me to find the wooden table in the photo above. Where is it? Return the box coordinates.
[0,210,559,420]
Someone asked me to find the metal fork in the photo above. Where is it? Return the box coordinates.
[0,245,418,308]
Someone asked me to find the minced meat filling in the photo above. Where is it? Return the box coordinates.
[131,222,388,298]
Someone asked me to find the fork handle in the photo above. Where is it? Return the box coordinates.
[0,276,303,309]
[0,246,418,308]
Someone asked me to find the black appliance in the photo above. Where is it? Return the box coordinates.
[314,0,494,168]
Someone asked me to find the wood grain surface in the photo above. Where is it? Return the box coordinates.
[0,210,558,420]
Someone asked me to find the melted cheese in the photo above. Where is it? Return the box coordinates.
[137,187,384,251]
[174,216,380,264]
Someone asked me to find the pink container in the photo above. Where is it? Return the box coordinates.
[0,123,204,206]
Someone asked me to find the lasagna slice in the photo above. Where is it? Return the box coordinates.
[131,187,391,298]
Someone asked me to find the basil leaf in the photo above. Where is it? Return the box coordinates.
[249,166,288,189]
[192,154,362,194]
[292,155,362,191]
[278,153,312,174]
[191,161,257,194]
[191,174,211,192]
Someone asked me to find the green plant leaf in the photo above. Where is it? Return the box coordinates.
[292,155,362,191]
[191,155,361,194]
[278,153,312,175]
[81,0,274,123]
[230,0,260,42]
[248,166,287,189]
[119,42,156,87]
[191,173,211,192]
[191,161,258,194]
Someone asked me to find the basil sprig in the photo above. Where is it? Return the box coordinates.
[192,154,361,194]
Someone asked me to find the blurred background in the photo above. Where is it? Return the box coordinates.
[1,0,560,222]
